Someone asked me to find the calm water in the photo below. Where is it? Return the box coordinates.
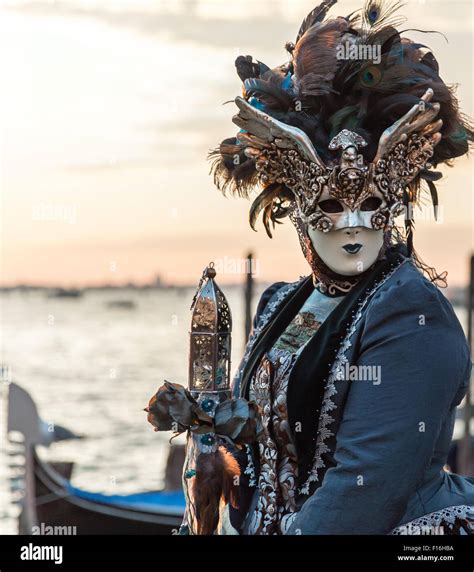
[0,286,262,533]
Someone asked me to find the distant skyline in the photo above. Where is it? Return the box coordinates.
[1,0,473,287]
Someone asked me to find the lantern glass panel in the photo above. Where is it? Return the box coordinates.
[192,285,217,333]
[216,333,231,390]
[189,333,214,391]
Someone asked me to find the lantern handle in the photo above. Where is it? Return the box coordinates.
[190,262,216,311]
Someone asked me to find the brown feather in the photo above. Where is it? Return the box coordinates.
[250,184,294,236]
[293,18,349,98]
[295,0,338,45]
[208,147,259,198]
[192,447,240,535]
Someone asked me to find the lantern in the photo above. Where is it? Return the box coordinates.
[188,262,232,394]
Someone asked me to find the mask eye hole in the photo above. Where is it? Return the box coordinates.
[318,199,344,213]
[360,197,382,211]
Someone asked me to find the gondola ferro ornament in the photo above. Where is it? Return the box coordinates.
[145,263,262,535]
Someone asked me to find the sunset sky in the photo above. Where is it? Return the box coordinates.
[1,0,473,287]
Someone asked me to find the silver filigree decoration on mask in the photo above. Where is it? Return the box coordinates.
[232,88,442,233]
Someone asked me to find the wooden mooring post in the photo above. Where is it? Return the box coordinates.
[244,252,254,343]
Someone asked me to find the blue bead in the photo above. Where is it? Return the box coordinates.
[201,434,215,446]
[201,399,214,412]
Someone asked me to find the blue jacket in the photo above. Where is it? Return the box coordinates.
[232,257,474,534]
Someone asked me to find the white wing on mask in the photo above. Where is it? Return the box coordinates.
[232,96,326,170]
[373,88,442,165]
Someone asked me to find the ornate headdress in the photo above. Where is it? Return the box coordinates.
[210,0,473,287]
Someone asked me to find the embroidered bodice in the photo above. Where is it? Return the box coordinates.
[248,288,343,535]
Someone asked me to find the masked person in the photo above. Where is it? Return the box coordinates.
[183,0,474,535]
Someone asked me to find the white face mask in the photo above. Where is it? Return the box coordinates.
[307,225,384,276]
[304,181,386,276]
